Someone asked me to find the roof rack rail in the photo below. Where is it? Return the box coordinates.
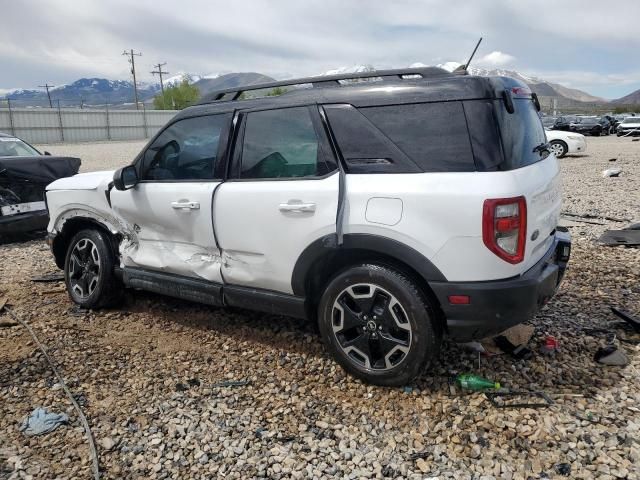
[199,66,462,104]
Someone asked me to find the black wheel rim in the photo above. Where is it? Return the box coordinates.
[68,238,100,300]
[331,283,412,371]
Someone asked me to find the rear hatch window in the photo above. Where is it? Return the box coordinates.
[493,97,549,170]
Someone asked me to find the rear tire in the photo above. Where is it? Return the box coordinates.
[64,228,123,309]
[318,264,441,386]
[549,140,568,158]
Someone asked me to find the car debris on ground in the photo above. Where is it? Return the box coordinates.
[599,224,640,246]
[611,307,640,332]
[602,168,622,177]
[594,345,630,366]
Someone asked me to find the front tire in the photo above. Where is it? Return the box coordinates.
[549,140,568,158]
[64,228,123,309]
[318,264,441,386]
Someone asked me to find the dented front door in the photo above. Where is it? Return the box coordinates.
[110,113,231,283]
[111,182,222,282]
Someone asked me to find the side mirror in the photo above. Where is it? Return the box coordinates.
[113,165,139,191]
[44,151,52,156]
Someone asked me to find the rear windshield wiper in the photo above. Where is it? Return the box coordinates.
[532,142,550,155]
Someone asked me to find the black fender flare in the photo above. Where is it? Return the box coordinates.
[291,233,447,296]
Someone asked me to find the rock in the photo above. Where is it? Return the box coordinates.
[99,437,117,451]
[470,445,482,459]
[415,458,430,473]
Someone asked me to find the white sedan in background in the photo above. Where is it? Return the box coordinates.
[545,129,587,158]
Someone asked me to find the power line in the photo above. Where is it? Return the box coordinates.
[38,83,54,108]
[122,49,142,110]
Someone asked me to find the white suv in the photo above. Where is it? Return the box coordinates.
[45,67,571,386]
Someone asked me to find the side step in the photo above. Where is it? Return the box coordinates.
[119,267,307,319]
[121,267,222,306]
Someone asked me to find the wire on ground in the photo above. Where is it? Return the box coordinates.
[0,304,100,480]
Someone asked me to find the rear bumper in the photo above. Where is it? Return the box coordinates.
[0,211,49,235]
[431,230,571,342]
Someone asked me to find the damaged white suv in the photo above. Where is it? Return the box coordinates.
[46,67,571,386]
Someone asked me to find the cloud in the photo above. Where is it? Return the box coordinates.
[0,0,639,99]
[477,51,515,67]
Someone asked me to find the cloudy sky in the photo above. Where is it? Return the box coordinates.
[1,0,639,99]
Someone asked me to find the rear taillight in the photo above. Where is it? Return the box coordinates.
[482,196,527,264]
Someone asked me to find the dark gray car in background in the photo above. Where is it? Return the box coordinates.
[0,133,80,237]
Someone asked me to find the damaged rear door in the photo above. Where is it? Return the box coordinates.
[110,113,232,283]
[214,105,339,294]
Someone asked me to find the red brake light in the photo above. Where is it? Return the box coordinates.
[511,86,532,97]
[482,196,527,264]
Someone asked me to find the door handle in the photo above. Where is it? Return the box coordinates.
[171,201,200,210]
[279,201,316,213]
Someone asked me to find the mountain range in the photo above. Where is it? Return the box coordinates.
[2,65,639,108]
[1,73,276,107]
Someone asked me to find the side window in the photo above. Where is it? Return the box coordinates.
[463,100,504,171]
[324,104,420,174]
[239,107,330,179]
[360,102,475,172]
[141,114,229,181]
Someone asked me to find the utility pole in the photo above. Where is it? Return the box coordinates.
[39,83,54,108]
[122,49,142,110]
[151,62,169,96]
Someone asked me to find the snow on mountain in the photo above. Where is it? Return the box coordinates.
[163,73,202,87]
[434,62,605,103]
[323,64,376,76]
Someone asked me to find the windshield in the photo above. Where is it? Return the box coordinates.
[494,98,548,170]
[623,117,640,123]
[579,118,599,125]
[0,137,40,157]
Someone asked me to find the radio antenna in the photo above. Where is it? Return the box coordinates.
[464,37,483,70]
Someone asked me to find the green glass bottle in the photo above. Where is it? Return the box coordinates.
[456,374,500,391]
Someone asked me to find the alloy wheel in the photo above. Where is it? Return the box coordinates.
[549,142,565,157]
[68,238,101,299]
[331,283,412,371]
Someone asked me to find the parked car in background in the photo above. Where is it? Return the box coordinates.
[552,116,578,131]
[0,132,81,237]
[541,116,557,128]
[545,129,587,158]
[596,116,613,135]
[570,117,603,136]
[44,68,571,386]
[616,116,640,137]
[602,115,619,133]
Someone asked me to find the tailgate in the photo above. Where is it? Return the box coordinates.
[516,156,562,270]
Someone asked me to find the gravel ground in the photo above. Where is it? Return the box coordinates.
[1,136,639,479]
[35,140,147,173]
